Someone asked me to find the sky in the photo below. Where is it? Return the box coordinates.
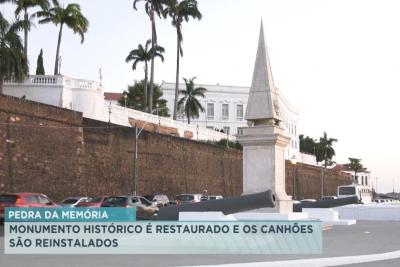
[2,0,400,193]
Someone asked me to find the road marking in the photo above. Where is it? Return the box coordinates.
[180,250,400,267]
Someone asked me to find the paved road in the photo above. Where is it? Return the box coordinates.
[1,221,400,267]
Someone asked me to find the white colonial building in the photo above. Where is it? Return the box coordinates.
[3,75,232,141]
[161,82,300,160]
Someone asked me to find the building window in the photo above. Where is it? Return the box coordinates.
[207,103,214,120]
[365,176,368,185]
[222,104,229,120]
[236,104,243,121]
[361,176,364,185]
[223,126,230,135]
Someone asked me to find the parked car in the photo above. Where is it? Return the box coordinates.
[300,199,317,203]
[101,196,158,220]
[144,194,170,207]
[175,194,202,205]
[60,197,90,207]
[0,193,58,222]
[321,196,337,201]
[208,195,223,200]
[75,196,108,208]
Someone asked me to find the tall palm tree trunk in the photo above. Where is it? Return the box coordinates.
[144,61,148,111]
[54,23,64,75]
[0,74,4,95]
[148,11,156,113]
[23,9,28,74]
[321,167,325,199]
[173,27,180,120]
[186,104,190,124]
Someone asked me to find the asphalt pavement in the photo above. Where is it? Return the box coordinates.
[1,221,400,267]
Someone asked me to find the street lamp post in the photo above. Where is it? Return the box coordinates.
[133,121,152,195]
[123,92,127,108]
[108,102,112,123]
[290,155,298,200]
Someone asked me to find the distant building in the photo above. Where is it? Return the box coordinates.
[332,164,371,187]
[104,92,123,106]
[160,82,300,160]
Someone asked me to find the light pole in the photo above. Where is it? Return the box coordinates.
[290,155,298,200]
[123,92,127,108]
[108,102,112,123]
[133,121,151,195]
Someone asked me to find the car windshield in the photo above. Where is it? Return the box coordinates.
[339,187,356,195]
[61,198,79,204]
[140,197,151,206]
[176,195,194,201]
[86,197,102,203]
[0,195,17,203]
[144,195,154,201]
[102,197,127,207]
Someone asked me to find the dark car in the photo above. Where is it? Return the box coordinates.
[0,193,59,222]
[144,194,170,207]
[101,196,158,220]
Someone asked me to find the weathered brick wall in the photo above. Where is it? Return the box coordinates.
[0,95,242,201]
[0,95,351,202]
[81,118,243,199]
[0,95,84,200]
[285,161,352,200]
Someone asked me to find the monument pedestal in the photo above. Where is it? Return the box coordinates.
[237,124,293,213]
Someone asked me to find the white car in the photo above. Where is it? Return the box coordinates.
[208,195,223,200]
[60,197,90,207]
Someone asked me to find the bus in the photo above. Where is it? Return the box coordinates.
[337,184,372,204]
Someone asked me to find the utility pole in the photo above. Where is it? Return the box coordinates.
[133,121,151,195]
[133,123,138,195]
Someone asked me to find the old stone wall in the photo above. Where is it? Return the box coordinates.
[285,161,352,200]
[0,95,351,202]
[0,95,84,200]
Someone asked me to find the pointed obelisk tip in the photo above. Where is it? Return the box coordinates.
[245,18,282,126]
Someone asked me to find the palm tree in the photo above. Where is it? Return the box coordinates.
[348,158,367,184]
[0,13,26,94]
[0,0,50,73]
[126,39,164,112]
[133,0,166,114]
[164,0,202,120]
[36,0,88,75]
[316,131,338,199]
[178,77,206,124]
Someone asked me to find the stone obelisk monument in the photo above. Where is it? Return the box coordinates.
[237,22,292,213]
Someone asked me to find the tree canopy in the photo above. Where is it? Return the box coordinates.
[299,134,317,155]
[0,13,26,94]
[348,158,367,183]
[178,77,206,124]
[36,0,89,75]
[119,80,169,117]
